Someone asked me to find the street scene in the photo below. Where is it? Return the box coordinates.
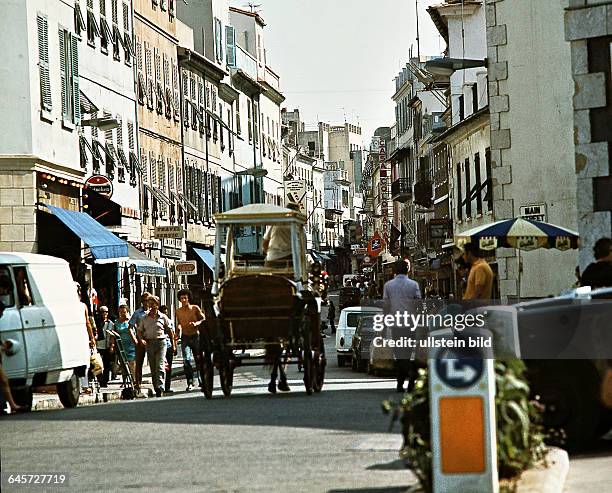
[1,0,612,492]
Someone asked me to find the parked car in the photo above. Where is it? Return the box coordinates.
[0,253,90,410]
[351,316,375,371]
[336,306,382,367]
[338,287,361,312]
[367,325,395,375]
[474,286,612,449]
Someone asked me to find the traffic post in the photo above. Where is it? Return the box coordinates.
[429,329,498,493]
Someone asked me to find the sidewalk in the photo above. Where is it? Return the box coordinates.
[30,358,188,411]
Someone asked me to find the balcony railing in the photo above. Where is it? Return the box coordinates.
[391,178,412,203]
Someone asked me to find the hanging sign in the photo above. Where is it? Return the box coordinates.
[85,175,113,198]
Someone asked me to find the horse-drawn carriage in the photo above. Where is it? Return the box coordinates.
[199,204,326,398]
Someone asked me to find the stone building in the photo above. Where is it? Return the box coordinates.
[565,0,612,269]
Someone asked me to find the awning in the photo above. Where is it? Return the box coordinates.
[45,205,128,262]
[127,244,167,276]
[193,248,215,272]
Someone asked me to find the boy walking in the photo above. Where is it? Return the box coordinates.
[176,289,205,392]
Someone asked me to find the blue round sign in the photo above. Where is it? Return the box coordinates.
[435,350,484,389]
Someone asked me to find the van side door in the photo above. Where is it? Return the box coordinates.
[0,266,27,382]
[13,265,51,379]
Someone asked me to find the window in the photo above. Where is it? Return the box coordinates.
[99,1,110,54]
[136,39,144,105]
[225,25,236,67]
[74,2,86,38]
[456,163,462,221]
[464,158,471,217]
[235,95,241,135]
[86,1,100,47]
[59,27,80,125]
[220,103,225,150]
[458,94,464,121]
[474,152,482,215]
[472,83,478,114]
[172,61,180,121]
[122,2,134,66]
[485,148,493,211]
[111,0,120,61]
[117,117,125,183]
[13,267,33,307]
[0,267,15,308]
[247,100,252,142]
[141,148,148,184]
[214,18,223,62]
[37,14,52,114]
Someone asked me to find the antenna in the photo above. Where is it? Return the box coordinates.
[415,0,421,60]
[244,3,262,14]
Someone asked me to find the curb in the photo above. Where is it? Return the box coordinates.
[31,365,188,412]
[512,447,569,493]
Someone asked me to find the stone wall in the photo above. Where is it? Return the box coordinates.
[565,1,612,270]
[0,170,37,253]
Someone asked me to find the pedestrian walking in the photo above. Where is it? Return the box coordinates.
[137,296,174,398]
[461,242,494,300]
[327,299,336,334]
[175,289,205,392]
[111,303,138,390]
[581,237,612,289]
[159,305,177,394]
[76,283,96,393]
[129,292,151,390]
[95,306,114,387]
[383,260,421,393]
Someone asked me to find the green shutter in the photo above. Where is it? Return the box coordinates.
[71,34,80,124]
[37,14,52,111]
[225,25,235,67]
[59,28,67,118]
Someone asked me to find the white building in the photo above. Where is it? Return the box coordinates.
[1,0,83,254]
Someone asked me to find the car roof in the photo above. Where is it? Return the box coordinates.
[341,306,382,313]
[0,252,68,266]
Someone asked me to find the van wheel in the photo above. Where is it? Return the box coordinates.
[57,373,81,408]
[13,388,33,411]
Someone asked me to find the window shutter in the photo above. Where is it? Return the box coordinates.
[141,148,148,183]
[37,15,52,112]
[225,25,235,67]
[71,34,80,124]
[59,28,68,118]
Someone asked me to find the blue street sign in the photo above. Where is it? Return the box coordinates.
[435,351,484,389]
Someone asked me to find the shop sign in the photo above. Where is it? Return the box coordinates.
[353,247,367,255]
[284,180,307,214]
[378,138,391,244]
[161,245,182,259]
[154,225,184,239]
[85,174,113,198]
[519,203,547,222]
[367,231,385,258]
[175,261,198,276]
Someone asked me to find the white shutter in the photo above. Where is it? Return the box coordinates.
[37,14,52,112]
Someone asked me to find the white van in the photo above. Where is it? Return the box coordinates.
[0,253,90,410]
[335,306,382,367]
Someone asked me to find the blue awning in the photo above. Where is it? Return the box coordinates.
[127,244,167,277]
[46,205,129,263]
[193,248,215,272]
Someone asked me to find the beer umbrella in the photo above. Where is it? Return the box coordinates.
[454,218,580,299]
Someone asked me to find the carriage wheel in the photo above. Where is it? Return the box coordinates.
[219,357,234,397]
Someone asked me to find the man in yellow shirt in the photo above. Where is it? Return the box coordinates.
[462,242,494,300]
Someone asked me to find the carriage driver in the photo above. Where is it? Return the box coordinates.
[262,202,301,268]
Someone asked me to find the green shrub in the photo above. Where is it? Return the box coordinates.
[382,359,547,493]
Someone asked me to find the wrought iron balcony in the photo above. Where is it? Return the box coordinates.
[391,178,412,203]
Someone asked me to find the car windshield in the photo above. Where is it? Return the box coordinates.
[347,312,378,328]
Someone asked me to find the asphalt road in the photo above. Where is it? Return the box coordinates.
[0,334,418,493]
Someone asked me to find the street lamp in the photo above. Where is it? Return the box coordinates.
[237,167,268,179]
[80,116,121,131]
[425,57,487,76]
